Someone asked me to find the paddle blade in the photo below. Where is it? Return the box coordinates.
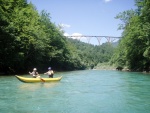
[40,78,45,82]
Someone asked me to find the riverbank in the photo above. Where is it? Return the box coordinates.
[94,62,116,70]
[94,63,150,74]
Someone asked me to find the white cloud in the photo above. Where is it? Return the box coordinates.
[64,32,92,43]
[64,32,69,36]
[71,33,83,40]
[64,32,84,40]
[104,0,112,3]
[59,23,71,28]
[72,33,82,36]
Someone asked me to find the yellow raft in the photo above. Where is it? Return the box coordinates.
[15,75,62,83]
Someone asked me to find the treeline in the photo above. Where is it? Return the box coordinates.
[67,38,115,69]
[0,0,84,74]
[111,0,150,72]
[0,0,115,74]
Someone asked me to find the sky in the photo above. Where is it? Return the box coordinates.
[27,0,136,45]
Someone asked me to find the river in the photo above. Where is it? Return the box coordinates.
[0,70,150,113]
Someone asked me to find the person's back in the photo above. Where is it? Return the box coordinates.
[44,67,54,78]
[47,71,52,75]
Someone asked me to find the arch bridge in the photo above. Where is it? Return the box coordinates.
[66,35,121,45]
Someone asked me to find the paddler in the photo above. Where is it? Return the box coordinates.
[29,68,40,78]
[44,67,54,78]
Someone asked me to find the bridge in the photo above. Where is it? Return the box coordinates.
[66,35,121,45]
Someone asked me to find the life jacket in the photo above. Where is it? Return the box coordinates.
[33,71,38,75]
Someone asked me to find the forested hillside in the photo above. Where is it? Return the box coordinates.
[0,0,84,74]
[67,38,115,69]
[111,0,150,72]
[0,0,115,74]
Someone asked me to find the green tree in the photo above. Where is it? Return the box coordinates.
[112,0,150,72]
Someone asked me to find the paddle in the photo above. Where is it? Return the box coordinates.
[29,71,45,82]
[38,75,45,82]
[40,78,45,82]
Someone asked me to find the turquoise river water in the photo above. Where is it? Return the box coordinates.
[0,70,150,113]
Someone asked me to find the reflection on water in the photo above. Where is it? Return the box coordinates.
[18,82,58,91]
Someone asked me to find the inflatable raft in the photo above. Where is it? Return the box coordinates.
[15,75,62,83]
